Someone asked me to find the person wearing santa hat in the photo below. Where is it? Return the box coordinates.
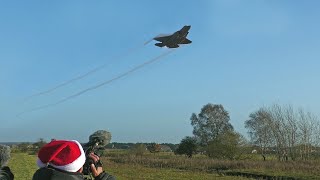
[32,139,115,180]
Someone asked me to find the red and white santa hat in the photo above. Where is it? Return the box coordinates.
[36,140,86,172]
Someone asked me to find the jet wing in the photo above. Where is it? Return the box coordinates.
[153,34,172,42]
[180,38,192,44]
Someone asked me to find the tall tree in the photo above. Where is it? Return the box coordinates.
[245,108,273,160]
[191,103,233,146]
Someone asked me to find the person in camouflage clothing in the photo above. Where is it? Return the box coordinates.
[32,139,115,180]
[0,145,14,180]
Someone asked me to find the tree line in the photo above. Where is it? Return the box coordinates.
[176,103,320,161]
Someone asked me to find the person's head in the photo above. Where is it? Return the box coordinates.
[36,140,86,173]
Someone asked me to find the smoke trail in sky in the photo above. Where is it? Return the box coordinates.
[18,49,175,117]
[144,38,153,45]
[24,43,146,102]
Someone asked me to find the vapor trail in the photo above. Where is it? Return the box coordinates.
[144,38,153,45]
[18,49,175,116]
[24,44,145,101]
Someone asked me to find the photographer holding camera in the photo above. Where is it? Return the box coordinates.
[0,145,14,180]
[32,139,115,180]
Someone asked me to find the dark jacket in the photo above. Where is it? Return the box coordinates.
[0,166,14,180]
[32,166,115,180]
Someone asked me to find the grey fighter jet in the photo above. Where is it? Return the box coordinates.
[153,25,192,48]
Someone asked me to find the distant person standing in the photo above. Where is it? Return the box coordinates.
[0,145,14,180]
[32,139,115,180]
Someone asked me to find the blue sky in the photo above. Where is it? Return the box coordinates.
[1,1,320,143]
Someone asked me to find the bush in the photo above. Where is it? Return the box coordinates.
[175,136,197,158]
[206,131,247,160]
[130,143,147,157]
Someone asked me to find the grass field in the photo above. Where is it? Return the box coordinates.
[106,150,320,180]
[8,151,320,179]
[8,153,38,179]
[7,153,251,180]
[104,160,250,180]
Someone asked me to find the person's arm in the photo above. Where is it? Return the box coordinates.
[0,166,14,180]
[88,153,116,180]
[91,164,115,180]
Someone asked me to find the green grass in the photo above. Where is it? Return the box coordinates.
[8,153,38,179]
[106,150,320,179]
[7,153,251,180]
[103,159,251,180]
[7,151,320,179]
[9,151,319,180]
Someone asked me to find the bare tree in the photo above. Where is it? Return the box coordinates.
[297,109,317,160]
[245,104,320,161]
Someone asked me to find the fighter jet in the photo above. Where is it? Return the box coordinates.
[153,25,192,48]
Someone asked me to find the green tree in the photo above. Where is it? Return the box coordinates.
[206,131,247,160]
[175,136,197,158]
[245,108,273,161]
[191,103,233,146]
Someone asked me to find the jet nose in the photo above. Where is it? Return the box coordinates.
[185,25,191,30]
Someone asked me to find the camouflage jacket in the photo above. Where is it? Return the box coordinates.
[32,166,115,180]
[0,166,14,180]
